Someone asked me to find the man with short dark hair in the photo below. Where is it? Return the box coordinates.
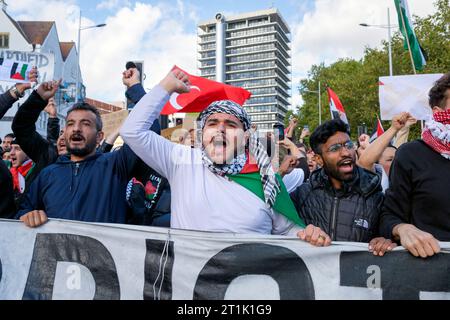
[290,119,395,255]
[380,72,450,258]
[2,133,15,152]
[17,87,139,227]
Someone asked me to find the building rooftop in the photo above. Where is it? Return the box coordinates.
[17,21,54,45]
[198,8,290,34]
[85,97,124,115]
[3,10,79,64]
[59,42,75,61]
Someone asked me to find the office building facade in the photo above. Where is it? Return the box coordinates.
[198,9,291,131]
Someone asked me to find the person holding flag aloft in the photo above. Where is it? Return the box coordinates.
[120,68,331,246]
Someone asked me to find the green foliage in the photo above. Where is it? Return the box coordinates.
[294,0,450,140]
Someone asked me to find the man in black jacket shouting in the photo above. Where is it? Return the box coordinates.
[290,119,395,256]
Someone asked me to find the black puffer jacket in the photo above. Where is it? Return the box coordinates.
[290,166,384,242]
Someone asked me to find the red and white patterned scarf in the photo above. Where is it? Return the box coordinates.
[10,159,34,193]
[422,110,450,160]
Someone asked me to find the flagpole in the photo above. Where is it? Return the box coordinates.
[398,1,417,75]
[398,1,425,131]
[318,81,322,125]
[388,7,393,77]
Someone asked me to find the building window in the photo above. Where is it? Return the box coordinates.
[227,60,275,72]
[226,43,275,55]
[200,51,216,59]
[0,33,9,48]
[228,21,246,30]
[201,59,216,67]
[226,69,276,80]
[200,43,216,51]
[200,34,216,43]
[227,34,275,47]
[201,67,215,76]
[248,18,269,27]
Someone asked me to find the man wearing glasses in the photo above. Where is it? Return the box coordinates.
[290,119,396,256]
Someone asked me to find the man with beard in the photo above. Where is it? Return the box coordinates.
[17,95,138,227]
[290,119,396,256]
[380,72,450,258]
[120,69,330,246]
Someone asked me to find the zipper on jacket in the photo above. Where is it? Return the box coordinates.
[330,196,339,240]
[70,163,80,192]
[74,163,80,176]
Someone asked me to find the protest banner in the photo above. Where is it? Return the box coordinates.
[0,50,54,93]
[1,219,449,300]
[379,74,444,120]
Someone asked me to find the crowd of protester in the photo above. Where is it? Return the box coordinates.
[1,65,449,259]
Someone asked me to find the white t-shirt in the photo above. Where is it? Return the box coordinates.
[121,85,301,236]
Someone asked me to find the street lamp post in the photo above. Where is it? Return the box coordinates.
[76,10,106,103]
[302,81,322,125]
[360,8,397,76]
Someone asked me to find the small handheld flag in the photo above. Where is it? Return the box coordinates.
[327,87,349,125]
[369,118,385,143]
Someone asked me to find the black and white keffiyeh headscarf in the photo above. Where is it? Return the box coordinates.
[199,100,280,207]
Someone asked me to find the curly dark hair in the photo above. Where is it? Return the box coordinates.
[310,119,350,154]
[429,72,450,108]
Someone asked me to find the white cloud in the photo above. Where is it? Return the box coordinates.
[288,0,437,107]
[9,0,198,102]
[96,0,131,11]
[9,0,80,42]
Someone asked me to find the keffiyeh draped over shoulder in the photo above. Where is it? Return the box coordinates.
[422,110,450,160]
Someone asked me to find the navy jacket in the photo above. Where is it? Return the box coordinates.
[17,145,138,223]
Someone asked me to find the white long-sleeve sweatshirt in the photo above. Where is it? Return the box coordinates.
[120,85,301,236]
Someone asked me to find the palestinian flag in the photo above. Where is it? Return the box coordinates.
[394,0,427,71]
[227,158,306,228]
[10,62,29,81]
[369,118,385,143]
[327,87,349,126]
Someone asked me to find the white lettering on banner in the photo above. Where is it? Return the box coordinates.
[0,219,449,300]
[366,265,381,289]
[66,265,81,290]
